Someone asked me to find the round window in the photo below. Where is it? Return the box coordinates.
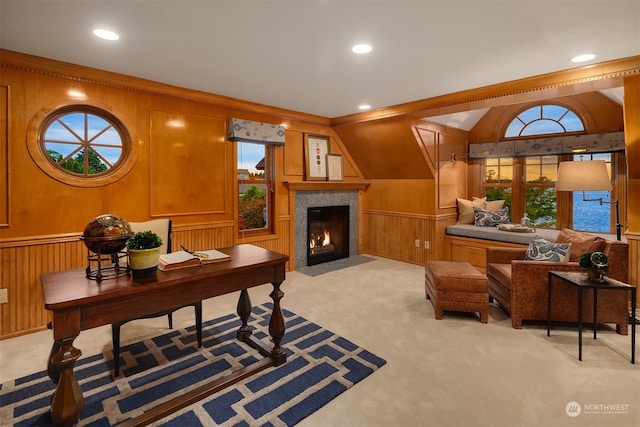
[29,105,136,187]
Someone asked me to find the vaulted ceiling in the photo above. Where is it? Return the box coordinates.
[1,0,638,122]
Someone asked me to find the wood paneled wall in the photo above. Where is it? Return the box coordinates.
[0,50,360,339]
[1,50,639,339]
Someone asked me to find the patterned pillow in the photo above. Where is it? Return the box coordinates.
[525,236,572,262]
[473,207,510,227]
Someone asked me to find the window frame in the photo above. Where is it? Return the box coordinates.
[236,140,275,237]
[27,104,136,187]
[480,104,620,233]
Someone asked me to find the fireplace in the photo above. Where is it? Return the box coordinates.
[307,205,349,266]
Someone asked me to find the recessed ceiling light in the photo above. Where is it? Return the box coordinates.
[358,104,371,110]
[352,44,372,54]
[571,53,595,63]
[93,28,120,41]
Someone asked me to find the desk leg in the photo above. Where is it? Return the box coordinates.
[47,337,84,425]
[236,289,253,341]
[578,287,583,361]
[269,281,286,366]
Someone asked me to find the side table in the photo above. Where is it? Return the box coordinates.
[547,271,636,364]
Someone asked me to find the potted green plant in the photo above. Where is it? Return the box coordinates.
[126,230,163,277]
[579,251,608,283]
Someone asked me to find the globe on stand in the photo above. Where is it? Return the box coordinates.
[80,214,133,281]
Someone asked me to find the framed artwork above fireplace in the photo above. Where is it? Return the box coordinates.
[304,134,330,180]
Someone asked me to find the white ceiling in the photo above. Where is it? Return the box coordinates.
[1,0,638,119]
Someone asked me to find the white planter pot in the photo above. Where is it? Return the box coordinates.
[128,247,161,278]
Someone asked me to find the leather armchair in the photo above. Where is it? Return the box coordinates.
[486,237,629,334]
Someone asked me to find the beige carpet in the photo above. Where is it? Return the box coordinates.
[1,256,638,427]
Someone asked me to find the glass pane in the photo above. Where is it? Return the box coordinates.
[560,111,584,132]
[525,187,556,227]
[486,157,514,183]
[92,146,122,168]
[45,120,80,142]
[498,164,513,183]
[525,164,540,182]
[239,183,267,230]
[93,127,122,147]
[573,191,610,233]
[85,148,109,174]
[542,105,566,121]
[519,106,541,123]
[486,187,512,214]
[237,142,265,178]
[238,141,268,231]
[45,142,79,159]
[505,121,523,138]
[485,166,499,183]
[58,113,85,131]
[86,115,111,140]
[521,120,564,136]
[541,163,557,182]
[526,156,557,183]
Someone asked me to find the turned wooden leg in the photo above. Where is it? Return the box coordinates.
[236,289,252,341]
[269,281,286,366]
[48,337,84,425]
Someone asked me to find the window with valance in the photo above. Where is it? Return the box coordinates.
[476,105,623,233]
[230,118,285,236]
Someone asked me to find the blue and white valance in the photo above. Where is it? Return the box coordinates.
[469,132,625,159]
[228,118,285,145]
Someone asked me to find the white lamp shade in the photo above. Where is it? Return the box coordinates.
[556,160,612,192]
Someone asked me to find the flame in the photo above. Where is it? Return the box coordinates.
[310,230,332,248]
[322,230,330,246]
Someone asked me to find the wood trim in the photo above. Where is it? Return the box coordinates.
[331,56,640,125]
[362,209,437,221]
[284,181,370,191]
[0,85,7,227]
[443,234,527,272]
[0,49,331,126]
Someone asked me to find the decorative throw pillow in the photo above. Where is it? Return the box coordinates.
[525,236,571,262]
[555,228,606,262]
[485,199,505,210]
[457,197,486,224]
[473,207,510,227]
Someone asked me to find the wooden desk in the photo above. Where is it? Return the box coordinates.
[40,244,289,426]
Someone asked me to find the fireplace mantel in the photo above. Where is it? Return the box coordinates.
[287,182,366,271]
[285,181,370,192]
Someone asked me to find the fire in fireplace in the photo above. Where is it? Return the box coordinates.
[307,205,349,266]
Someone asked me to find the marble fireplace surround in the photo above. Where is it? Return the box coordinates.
[286,182,369,270]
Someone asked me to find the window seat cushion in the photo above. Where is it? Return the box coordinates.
[445,224,559,245]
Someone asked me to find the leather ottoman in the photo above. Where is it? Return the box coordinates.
[425,261,489,323]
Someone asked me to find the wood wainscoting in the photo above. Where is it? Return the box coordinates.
[361,210,455,266]
[0,220,291,340]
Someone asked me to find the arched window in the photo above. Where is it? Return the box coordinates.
[483,104,616,233]
[505,104,584,138]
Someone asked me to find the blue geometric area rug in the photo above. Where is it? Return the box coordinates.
[0,303,386,426]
